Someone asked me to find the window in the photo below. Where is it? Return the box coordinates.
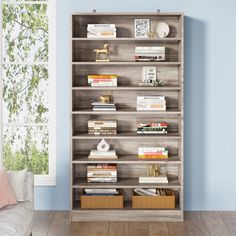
[0,0,56,186]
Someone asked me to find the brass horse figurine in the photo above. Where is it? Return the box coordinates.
[94,43,110,62]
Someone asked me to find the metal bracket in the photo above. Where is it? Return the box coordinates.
[156,9,161,13]
[93,9,97,13]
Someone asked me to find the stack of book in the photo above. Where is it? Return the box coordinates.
[88,75,118,87]
[88,120,117,135]
[134,188,169,196]
[139,175,168,184]
[83,188,119,196]
[91,102,116,111]
[88,150,118,159]
[135,46,165,62]
[138,147,168,159]
[137,122,168,134]
[87,164,117,183]
[137,96,166,111]
[87,24,117,38]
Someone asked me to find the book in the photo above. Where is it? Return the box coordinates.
[90,150,116,156]
[85,188,118,194]
[137,122,168,134]
[138,147,168,159]
[134,188,158,196]
[139,175,168,184]
[137,96,166,111]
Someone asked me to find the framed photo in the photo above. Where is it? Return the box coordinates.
[142,66,157,84]
[134,19,150,38]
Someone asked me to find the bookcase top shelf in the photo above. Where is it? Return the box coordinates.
[72,12,183,17]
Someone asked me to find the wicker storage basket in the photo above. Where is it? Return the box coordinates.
[132,190,175,209]
[81,192,124,209]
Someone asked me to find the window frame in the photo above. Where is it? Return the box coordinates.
[0,0,56,186]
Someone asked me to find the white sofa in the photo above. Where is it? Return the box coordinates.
[0,172,34,236]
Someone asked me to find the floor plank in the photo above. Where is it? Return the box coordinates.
[128,222,149,236]
[219,212,236,236]
[108,222,129,236]
[149,222,169,236]
[201,211,230,236]
[31,211,236,236]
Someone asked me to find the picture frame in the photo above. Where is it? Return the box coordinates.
[134,19,150,38]
[142,66,157,85]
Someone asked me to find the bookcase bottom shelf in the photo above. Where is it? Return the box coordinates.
[71,208,183,222]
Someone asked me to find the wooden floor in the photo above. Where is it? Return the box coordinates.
[32,211,236,236]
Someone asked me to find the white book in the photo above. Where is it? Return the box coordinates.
[88,155,118,159]
[139,175,168,184]
[90,150,116,156]
[87,24,116,28]
[85,188,118,194]
[91,102,115,106]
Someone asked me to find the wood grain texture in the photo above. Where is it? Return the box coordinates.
[71,12,184,221]
[32,211,236,236]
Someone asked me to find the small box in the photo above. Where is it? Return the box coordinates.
[81,192,124,209]
[132,190,175,209]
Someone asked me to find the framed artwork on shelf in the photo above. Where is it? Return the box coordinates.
[134,19,150,38]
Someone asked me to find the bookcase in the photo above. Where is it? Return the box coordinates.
[71,12,184,221]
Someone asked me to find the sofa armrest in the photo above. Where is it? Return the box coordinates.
[24,172,34,205]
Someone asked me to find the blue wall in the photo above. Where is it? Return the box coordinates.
[35,0,236,211]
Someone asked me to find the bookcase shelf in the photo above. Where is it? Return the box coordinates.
[72,155,181,164]
[72,86,182,91]
[71,12,184,222]
[73,178,181,189]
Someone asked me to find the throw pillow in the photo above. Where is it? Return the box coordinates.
[8,169,27,202]
[0,169,17,209]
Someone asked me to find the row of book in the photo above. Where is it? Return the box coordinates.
[83,188,119,196]
[137,96,166,111]
[135,46,166,62]
[138,147,168,159]
[88,120,117,135]
[134,188,170,196]
[87,24,117,38]
[137,122,168,134]
[87,164,117,183]
[88,74,118,87]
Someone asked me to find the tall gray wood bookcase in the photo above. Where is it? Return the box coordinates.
[70,12,184,221]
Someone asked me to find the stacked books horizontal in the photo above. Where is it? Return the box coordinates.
[88,120,117,135]
[139,175,168,184]
[88,150,118,159]
[135,46,165,62]
[83,188,119,196]
[138,147,168,159]
[87,24,117,38]
[87,164,117,183]
[137,122,168,134]
[137,96,166,111]
[91,102,116,111]
[134,188,170,196]
[88,75,118,87]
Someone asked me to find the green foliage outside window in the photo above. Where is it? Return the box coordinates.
[2,3,50,175]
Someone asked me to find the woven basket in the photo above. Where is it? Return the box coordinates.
[132,190,175,209]
[81,192,124,209]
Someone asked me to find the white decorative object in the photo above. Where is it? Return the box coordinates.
[142,66,157,85]
[134,19,150,38]
[97,138,110,152]
[155,22,170,38]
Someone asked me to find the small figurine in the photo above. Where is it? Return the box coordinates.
[97,138,110,152]
[153,79,164,87]
[100,95,111,104]
[94,43,110,62]
[147,31,157,38]
[147,164,160,177]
